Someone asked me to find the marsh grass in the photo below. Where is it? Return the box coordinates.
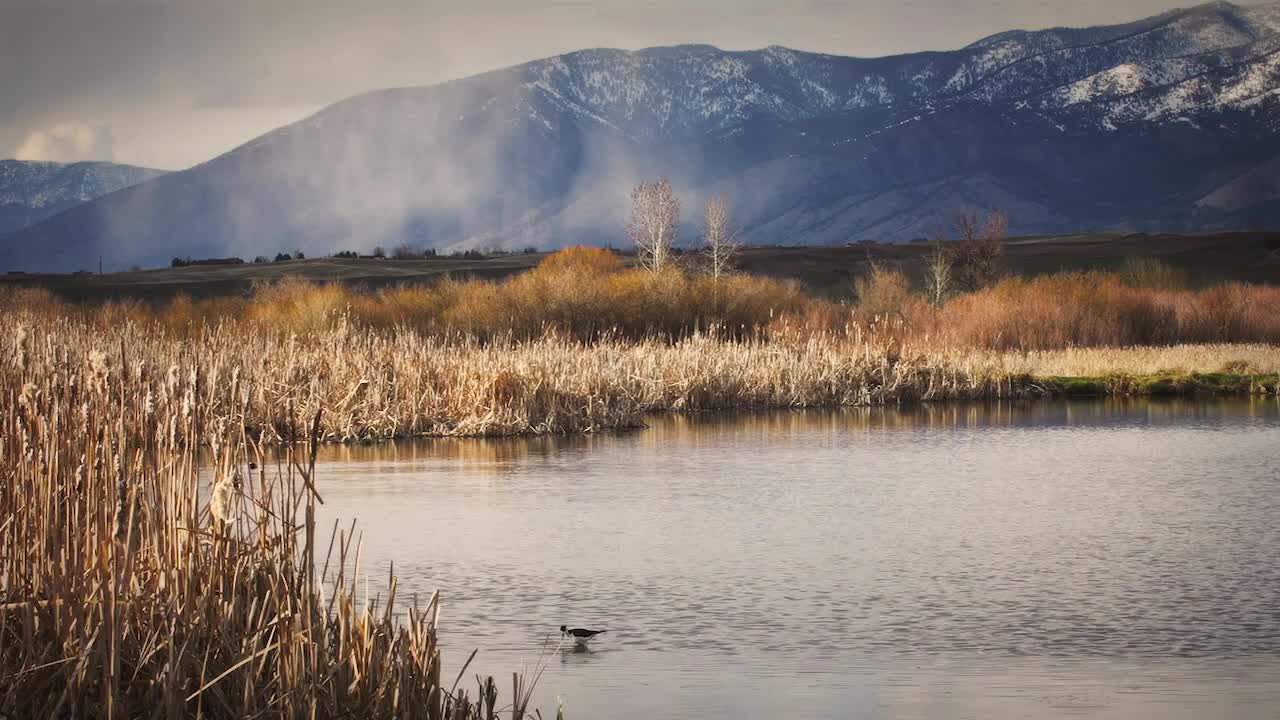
[2,263,1276,717]
[0,331,539,718]
[7,250,1274,718]
[5,315,1276,446]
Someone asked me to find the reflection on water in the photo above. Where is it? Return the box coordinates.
[313,398,1280,720]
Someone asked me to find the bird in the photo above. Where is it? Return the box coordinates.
[560,625,606,646]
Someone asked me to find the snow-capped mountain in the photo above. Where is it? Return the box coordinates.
[0,160,166,239]
[6,1,1280,271]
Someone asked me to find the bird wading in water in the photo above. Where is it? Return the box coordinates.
[560,625,606,646]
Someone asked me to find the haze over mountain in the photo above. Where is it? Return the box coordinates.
[0,160,165,239]
[4,1,1280,271]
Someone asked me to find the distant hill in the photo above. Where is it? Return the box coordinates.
[0,160,166,239]
[5,1,1280,271]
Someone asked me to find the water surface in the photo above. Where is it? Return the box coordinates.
[315,398,1280,719]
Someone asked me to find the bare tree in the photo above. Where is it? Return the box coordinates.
[983,208,1008,242]
[923,238,953,307]
[626,178,680,272]
[954,207,983,243]
[950,206,1008,292]
[702,195,739,280]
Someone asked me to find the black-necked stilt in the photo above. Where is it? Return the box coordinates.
[560,625,606,646]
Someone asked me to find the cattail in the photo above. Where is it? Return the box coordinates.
[14,324,28,370]
[113,476,131,542]
[87,349,108,381]
[209,468,242,527]
[17,382,37,411]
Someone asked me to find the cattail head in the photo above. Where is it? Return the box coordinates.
[209,469,241,526]
[13,324,28,370]
[17,382,37,412]
[87,349,108,380]
[85,349,110,395]
[114,477,131,542]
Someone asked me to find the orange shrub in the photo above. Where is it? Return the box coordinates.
[919,273,1280,349]
[4,249,1277,349]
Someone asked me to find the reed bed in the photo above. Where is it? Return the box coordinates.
[1,280,1274,716]
[993,343,1280,377]
[5,315,1276,445]
[9,250,1272,717]
[0,323,537,717]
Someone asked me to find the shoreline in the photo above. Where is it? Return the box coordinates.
[1037,372,1280,398]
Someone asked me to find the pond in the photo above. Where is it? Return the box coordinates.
[313,398,1280,719]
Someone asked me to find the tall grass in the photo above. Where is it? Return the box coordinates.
[2,264,1276,714]
[6,250,1271,716]
[4,314,1275,445]
[0,324,533,717]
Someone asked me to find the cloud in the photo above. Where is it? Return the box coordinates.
[14,123,115,163]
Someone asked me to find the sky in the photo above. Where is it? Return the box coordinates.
[3,0,1197,170]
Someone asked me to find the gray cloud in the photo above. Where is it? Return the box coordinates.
[2,0,1192,169]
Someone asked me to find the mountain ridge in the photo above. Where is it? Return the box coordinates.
[0,159,167,241]
[4,1,1280,271]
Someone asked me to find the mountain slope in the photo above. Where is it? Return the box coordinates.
[5,1,1280,271]
[0,160,167,239]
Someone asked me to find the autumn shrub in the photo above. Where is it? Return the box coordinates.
[1121,257,1188,291]
[920,272,1280,349]
[243,277,350,332]
[7,247,1278,349]
[852,265,914,324]
[0,286,63,320]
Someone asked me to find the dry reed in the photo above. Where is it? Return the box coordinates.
[0,324,534,717]
[4,314,1275,445]
[2,266,1276,715]
[8,250,1272,717]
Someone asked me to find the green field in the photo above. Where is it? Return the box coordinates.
[4,231,1277,302]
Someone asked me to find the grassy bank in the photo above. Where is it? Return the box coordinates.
[1037,371,1280,397]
